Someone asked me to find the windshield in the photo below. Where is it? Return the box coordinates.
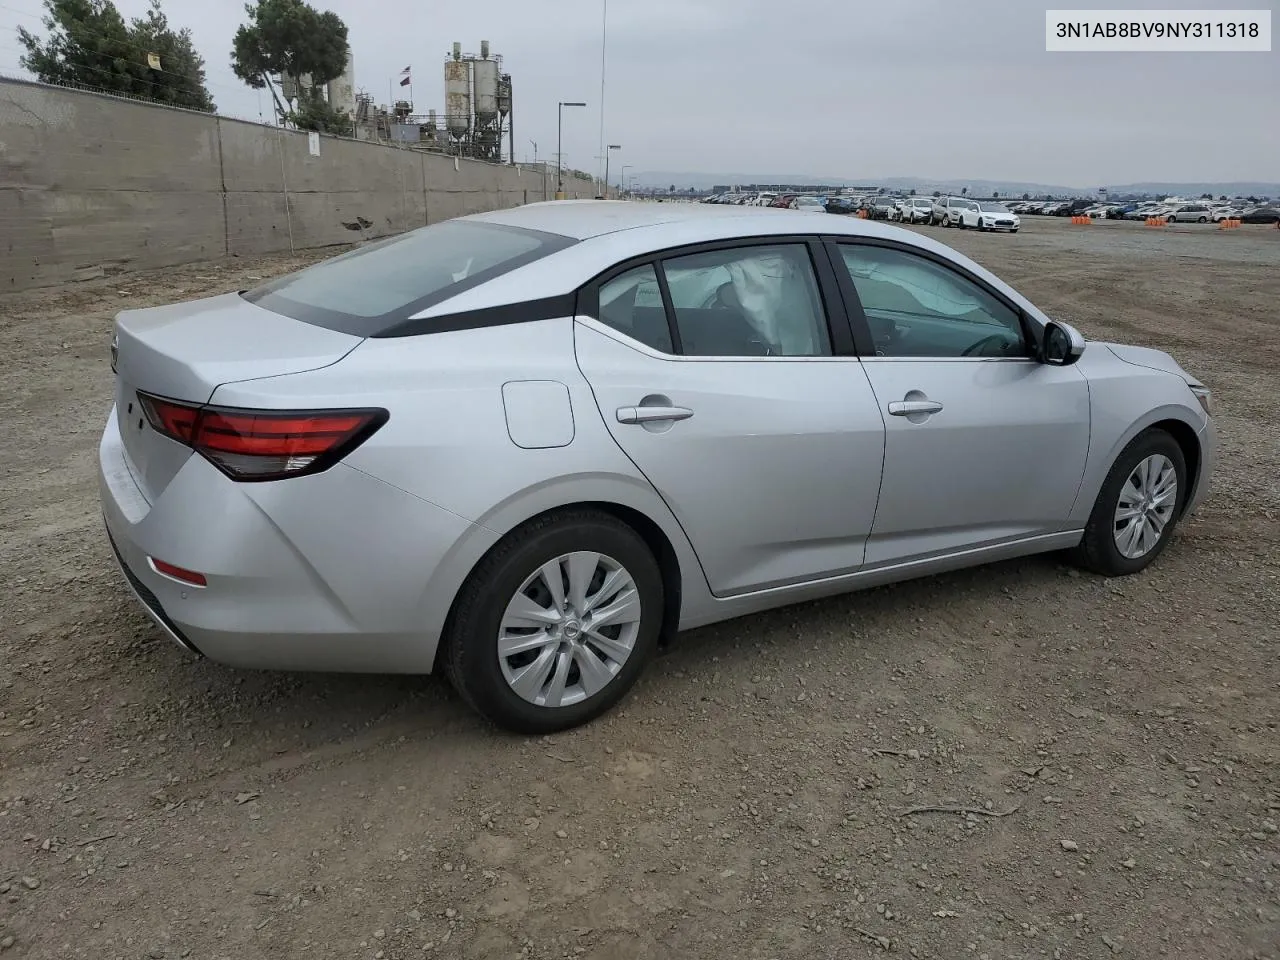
[979,202,1009,212]
[911,199,931,207]
[243,220,576,336]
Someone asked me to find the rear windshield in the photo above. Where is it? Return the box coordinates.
[243,220,576,336]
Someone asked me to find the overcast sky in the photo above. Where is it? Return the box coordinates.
[1,0,1275,185]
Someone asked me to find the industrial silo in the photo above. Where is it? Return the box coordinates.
[444,52,471,138]
[472,58,499,121]
[326,49,357,118]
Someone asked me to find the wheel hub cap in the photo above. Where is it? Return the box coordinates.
[1113,454,1178,560]
[497,551,642,709]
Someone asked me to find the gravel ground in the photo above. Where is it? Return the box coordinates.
[1,216,1277,960]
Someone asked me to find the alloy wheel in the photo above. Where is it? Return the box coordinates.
[497,551,642,708]
[1113,454,1178,559]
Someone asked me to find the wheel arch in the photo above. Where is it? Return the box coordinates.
[1069,404,1205,529]
[428,482,707,671]
[1149,417,1202,516]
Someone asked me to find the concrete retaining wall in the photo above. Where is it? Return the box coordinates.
[0,79,595,292]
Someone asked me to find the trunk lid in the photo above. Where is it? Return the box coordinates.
[112,292,362,502]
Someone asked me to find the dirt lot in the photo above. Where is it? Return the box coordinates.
[1,216,1277,960]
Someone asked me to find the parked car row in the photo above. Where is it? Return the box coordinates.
[701,190,1280,227]
[1008,197,1280,224]
[699,192,1022,233]
[913,197,1021,232]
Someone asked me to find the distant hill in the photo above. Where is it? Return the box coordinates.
[631,171,1280,198]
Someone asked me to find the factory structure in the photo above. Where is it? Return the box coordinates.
[268,41,518,164]
[334,42,515,163]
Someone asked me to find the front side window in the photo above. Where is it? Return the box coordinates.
[661,244,831,357]
[838,244,1027,359]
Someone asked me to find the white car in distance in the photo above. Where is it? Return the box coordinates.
[899,198,934,223]
[961,201,1021,233]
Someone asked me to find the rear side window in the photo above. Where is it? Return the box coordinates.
[597,264,673,353]
[243,220,576,337]
[663,244,831,357]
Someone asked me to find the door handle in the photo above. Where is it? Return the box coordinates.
[616,405,694,425]
[888,399,944,417]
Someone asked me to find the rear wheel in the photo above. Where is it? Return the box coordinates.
[444,510,663,733]
[1197,216,1207,223]
[1070,429,1187,576]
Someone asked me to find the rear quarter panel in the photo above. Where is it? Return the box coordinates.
[209,317,712,641]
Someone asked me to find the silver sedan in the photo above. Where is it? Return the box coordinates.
[100,201,1215,732]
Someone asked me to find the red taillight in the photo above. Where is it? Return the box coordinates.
[137,392,387,481]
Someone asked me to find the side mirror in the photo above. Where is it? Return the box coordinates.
[1042,320,1086,366]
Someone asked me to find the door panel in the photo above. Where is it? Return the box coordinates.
[859,358,1090,565]
[574,322,886,596]
[831,238,1092,566]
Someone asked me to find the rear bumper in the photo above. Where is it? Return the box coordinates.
[98,408,495,674]
[105,523,203,655]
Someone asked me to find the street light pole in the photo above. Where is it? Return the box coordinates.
[621,164,632,197]
[529,139,537,164]
[557,101,586,199]
[598,0,608,191]
[604,144,621,199]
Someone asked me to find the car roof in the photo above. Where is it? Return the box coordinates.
[465,199,832,240]
[415,200,1050,327]
[459,198,961,249]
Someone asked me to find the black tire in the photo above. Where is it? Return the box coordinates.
[1197,216,1207,223]
[1069,429,1188,577]
[1010,228,1018,233]
[443,509,663,734]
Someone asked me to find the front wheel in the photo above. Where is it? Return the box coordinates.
[1197,216,1207,223]
[443,510,664,733]
[1070,429,1187,576]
